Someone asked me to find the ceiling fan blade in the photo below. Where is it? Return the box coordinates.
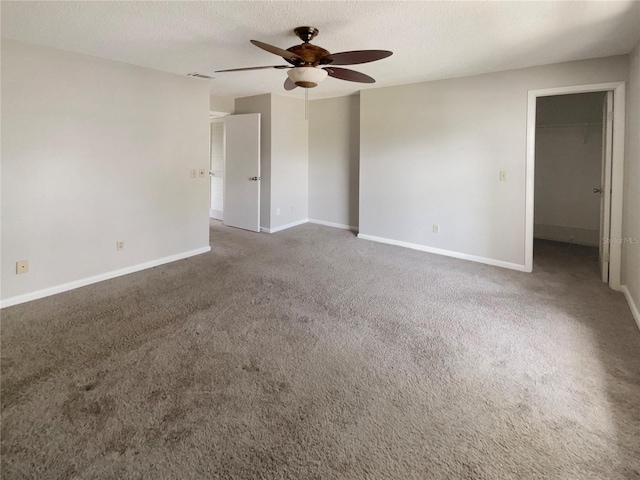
[215,65,291,73]
[320,50,393,66]
[250,40,303,62]
[284,77,297,91]
[325,67,375,84]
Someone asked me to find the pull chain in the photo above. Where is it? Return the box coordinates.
[305,88,309,120]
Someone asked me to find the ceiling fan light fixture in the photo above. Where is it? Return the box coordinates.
[217,27,393,92]
[287,67,328,88]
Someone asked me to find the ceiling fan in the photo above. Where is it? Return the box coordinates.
[215,26,393,90]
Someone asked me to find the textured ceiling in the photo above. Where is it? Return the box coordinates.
[1,1,639,100]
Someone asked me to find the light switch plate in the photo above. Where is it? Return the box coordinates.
[500,171,507,181]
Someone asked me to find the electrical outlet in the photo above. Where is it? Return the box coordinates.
[116,240,125,251]
[198,169,206,178]
[16,260,29,274]
[290,206,294,212]
[499,171,507,181]
[190,169,197,179]
[433,224,440,233]
[276,208,281,215]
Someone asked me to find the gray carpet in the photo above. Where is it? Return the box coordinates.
[2,221,639,479]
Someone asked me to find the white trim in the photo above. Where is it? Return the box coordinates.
[209,111,230,119]
[357,234,528,272]
[608,85,625,291]
[621,286,640,332]
[0,246,211,309]
[308,219,358,232]
[261,218,309,234]
[526,82,625,288]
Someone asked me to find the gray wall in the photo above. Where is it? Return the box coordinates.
[309,95,360,229]
[623,40,640,317]
[235,94,272,229]
[359,55,628,267]
[1,39,211,302]
[534,93,605,246]
[210,95,235,114]
[271,94,308,229]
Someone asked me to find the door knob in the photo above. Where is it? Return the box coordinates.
[593,187,603,194]
[250,176,261,181]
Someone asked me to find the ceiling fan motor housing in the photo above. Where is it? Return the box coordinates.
[286,43,330,66]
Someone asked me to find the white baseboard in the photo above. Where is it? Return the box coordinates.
[308,219,358,232]
[534,224,599,247]
[0,246,212,309]
[261,218,309,234]
[357,233,528,272]
[209,209,223,220]
[621,285,640,332]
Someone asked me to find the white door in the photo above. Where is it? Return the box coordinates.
[223,114,261,232]
[598,91,613,283]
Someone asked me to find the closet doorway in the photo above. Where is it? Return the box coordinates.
[525,82,626,288]
[534,92,607,278]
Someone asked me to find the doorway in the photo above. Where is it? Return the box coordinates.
[525,82,626,289]
[210,119,225,221]
[534,92,606,278]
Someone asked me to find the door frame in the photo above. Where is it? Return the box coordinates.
[209,117,225,220]
[525,82,626,289]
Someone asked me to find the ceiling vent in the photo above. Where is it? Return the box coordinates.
[187,73,215,80]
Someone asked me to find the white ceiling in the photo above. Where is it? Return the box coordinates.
[2,1,639,100]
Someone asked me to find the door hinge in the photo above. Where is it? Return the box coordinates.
[250,176,261,181]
